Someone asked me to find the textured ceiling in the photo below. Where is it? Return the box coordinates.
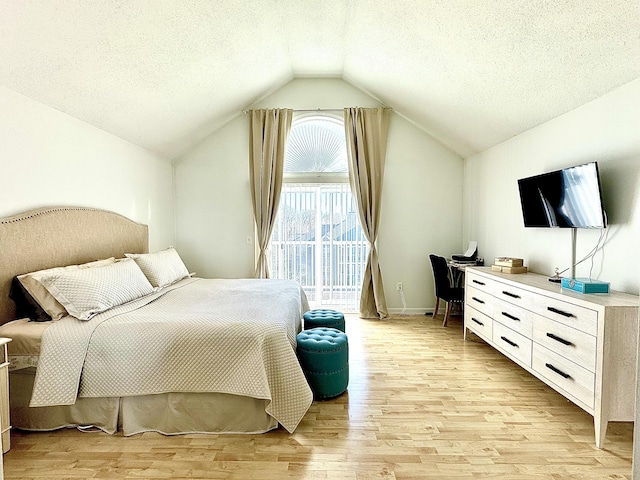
[0,1,638,160]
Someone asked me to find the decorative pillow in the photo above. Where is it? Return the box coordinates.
[125,247,189,288]
[18,258,116,321]
[9,277,51,322]
[38,258,155,321]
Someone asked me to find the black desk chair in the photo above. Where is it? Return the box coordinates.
[429,254,465,327]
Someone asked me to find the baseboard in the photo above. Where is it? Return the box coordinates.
[388,307,432,315]
[342,308,434,316]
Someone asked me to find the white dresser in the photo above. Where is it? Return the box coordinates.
[464,267,639,448]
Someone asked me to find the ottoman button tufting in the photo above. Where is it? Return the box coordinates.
[302,309,346,332]
[296,327,349,400]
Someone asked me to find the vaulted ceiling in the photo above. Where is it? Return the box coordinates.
[1,1,638,160]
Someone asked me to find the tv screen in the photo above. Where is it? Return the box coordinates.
[517,162,606,228]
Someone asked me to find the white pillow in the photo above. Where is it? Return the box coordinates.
[38,258,155,320]
[125,247,189,288]
[18,258,116,320]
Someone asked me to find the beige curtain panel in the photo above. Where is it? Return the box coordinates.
[249,108,293,278]
[344,107,391,319]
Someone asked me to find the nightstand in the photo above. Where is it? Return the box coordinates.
[0,338,10,453]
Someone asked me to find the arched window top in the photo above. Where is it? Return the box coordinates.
[285,114,348,174]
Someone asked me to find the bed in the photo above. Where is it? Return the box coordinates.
[0,206,313,439]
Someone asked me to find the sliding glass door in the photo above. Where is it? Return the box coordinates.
[270,183,367,312]
[267,112,367,312]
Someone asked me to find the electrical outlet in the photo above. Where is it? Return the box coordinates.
[396,282,403,291]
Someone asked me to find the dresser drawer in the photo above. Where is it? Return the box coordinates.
[532,344,595,409]
[532,316,596,373]
[532,295,598,336]
[466,271,494,295]
[465,305,493,342]
[466,285,493,318]
[493,321,532,367]
[492,282,534,310]
[493,298,533,338]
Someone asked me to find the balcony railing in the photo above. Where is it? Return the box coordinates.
[269,184,368,312]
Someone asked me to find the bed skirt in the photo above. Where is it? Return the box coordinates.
[10,368,278,436]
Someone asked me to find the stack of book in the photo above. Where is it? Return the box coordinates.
[491,257,527,274]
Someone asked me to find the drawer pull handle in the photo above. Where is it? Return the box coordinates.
[501,312,520,321]
[545,363,571,379]
[502,291,521,299]
[547,306,575,318]
[546,332,573,346]
[471,317,484,326]
[472,279,486,286]
[472,297,485,304]
[500,336,519,348]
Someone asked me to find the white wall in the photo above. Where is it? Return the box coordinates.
[174,78,464,312]
[174,116,256,279]
[0,86,174,251]
[463,78,640,295]
[380,113,464,313]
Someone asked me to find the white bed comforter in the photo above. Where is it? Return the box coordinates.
[30,278,313,433]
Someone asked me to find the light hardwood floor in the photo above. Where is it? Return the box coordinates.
[3,314,633,479]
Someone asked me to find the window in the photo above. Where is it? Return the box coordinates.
[284,115,348,174]
[269,114,367,312]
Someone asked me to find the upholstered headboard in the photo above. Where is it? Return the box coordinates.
[0,206,149,325]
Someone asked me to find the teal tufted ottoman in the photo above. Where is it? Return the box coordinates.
[296,327,349,400]
[303,309,345,332]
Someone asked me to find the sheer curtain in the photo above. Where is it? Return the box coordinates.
[344,107,391,319]
[249,108,293,278]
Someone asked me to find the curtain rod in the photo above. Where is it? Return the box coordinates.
[242,108,345,114]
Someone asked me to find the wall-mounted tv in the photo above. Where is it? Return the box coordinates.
[517,162,606,228]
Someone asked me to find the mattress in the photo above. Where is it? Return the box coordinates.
[0,318,47,371]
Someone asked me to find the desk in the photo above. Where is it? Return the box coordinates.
[448,261,482,287]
